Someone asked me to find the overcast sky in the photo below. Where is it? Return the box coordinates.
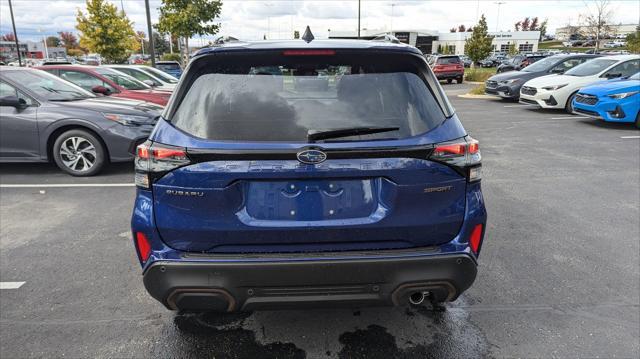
[1,0,638,44]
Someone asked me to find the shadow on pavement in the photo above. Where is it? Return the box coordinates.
[152,302,488,359]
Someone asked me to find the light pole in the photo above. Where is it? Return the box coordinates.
[390,3,395,33]
[144,0,155,66]
[8,0,22,66]
[357,0,361,39]
[494,2,506,32]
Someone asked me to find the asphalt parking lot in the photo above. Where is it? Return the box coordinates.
[1,82,638,358]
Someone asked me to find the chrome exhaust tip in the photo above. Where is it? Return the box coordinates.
[409,291,426,305]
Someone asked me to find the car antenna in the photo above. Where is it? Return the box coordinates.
[302,26,314,43]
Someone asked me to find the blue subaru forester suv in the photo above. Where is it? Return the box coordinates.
[131,36,487,312]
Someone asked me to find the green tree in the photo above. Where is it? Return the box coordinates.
[538,19,548,41]
[508,43,518,55]
[153,32,170,55]
[626,26,640,54]
[155,0,222,62]
[464,14,493,66]
[46,36,61,47]
[76,0,137,63]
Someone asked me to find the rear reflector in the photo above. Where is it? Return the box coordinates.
[135,232,152,263]
[469,224,483,254]
[283,50,336,56]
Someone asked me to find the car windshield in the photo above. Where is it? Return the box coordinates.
[116,67,162,86]
[627,72,640,80]
[157,63,180,71]
[3,69,95,101]
[94,68,149,90]
[140,67,179,83]
[564,59,618,76]
[170,54,449,142]
[522,56,563,72]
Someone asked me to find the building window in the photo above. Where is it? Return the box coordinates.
[447,45,456,53]
[500,44,510,52]
[519,43,533,52]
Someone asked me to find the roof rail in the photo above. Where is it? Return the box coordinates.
[371,34,401,44]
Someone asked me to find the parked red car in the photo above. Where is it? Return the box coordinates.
[428,55,465,84]
[36,65,172,106]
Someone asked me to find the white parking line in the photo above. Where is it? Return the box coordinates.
[620,136,640,139]
[0,282,25,289]
[550,116,589,120]
[0,183,134,188]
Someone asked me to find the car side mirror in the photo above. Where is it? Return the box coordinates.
[0,96,28,109]
[91,85,111,95]
[604,72,622,79]
[142,80,156,87]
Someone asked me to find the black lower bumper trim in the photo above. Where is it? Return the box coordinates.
[143,253,477,311]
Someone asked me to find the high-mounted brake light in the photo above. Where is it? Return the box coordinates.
[429,136,482,182]
[135,141,191,188]
[135,232,152,263]
[283,50,336,56]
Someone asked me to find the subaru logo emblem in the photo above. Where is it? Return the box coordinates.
[297,149,327,164]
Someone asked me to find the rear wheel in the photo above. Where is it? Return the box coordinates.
[53,129,106,176]
[635,111,640,129]
[456,77,463,84]
[447,79,453,84]
[565,92,578,114]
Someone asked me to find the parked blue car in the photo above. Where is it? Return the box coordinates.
[131,36,487,312]
[573,72,640,127]
[154,61,182,79]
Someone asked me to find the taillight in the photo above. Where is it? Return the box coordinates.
[135,232,152,263]
[469,224,483,255]
[135,140,191,188]
[429,136,481,182]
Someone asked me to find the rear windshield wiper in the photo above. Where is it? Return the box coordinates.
[308,126,400,143]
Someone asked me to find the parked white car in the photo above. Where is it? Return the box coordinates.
[519,55,640,113]
[104,65,176,91]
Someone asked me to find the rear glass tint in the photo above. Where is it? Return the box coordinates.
[436,56,461,65]
[170,52,450,142]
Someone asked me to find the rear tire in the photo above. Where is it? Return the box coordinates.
[635,111,640,129]
[565,92,578,114]
[456,77,463,84]
[52,129,106,176]
[447,79,453,84]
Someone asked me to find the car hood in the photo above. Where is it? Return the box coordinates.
[488,70,541,82]
[524,74,595,88]
[56,97,163,117]
[578,79,640,96]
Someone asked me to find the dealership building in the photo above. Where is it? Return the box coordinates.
[329,29,541,55]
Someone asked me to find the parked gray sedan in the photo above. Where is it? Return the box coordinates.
[0,67,161,176]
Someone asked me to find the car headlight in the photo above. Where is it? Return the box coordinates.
[102,113,153,126]
[541,84,568,91]
[499,79,520,85]
[608,91,639,99]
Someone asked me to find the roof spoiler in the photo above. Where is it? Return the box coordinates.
[371,34,401,44]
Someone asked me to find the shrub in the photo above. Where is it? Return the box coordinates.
[161,53,182,63]
[464,68,495,82]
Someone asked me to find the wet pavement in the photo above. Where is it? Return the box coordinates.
[1,83,638,358]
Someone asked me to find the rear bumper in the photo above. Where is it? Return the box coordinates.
[143,252,477,311]
[434,71,464,80]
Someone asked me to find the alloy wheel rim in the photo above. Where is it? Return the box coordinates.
[59,136,97,172]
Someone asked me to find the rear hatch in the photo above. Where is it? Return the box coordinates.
[434,56,463,73]
[140,49,476,253]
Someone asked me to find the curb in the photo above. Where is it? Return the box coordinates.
[458,93,497,99]
[465,81,484,85]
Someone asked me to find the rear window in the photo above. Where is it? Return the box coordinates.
[436,56,461,65]
[169,52,451,142]
[157,63,180,71]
